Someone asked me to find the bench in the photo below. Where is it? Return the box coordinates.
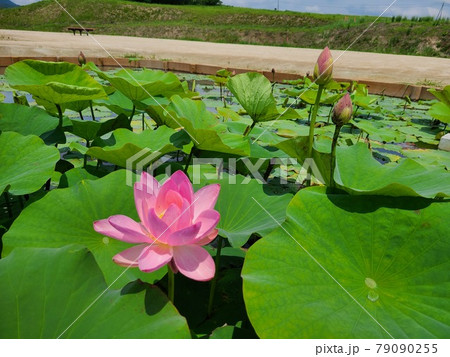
[67,27,95,36]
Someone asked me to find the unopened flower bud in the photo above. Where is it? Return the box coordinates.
[78,51,86,66]
[313,47,333,85]
[332,93,353,126]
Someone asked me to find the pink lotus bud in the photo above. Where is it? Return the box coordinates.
[78,51,86,66]
[332,93,353,126]
[313,47,333,85]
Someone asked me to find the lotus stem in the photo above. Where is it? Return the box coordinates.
[129,104,136,124]
[207,235,224,317]
[78,111,84,121]
[90,101,96,122]
[84,141,90,168]
[3,192,13,219]
[327,106,333,124]
[305,84,324,187]
[243,121,256,137]
[183,147,195,174]
[330,125,342,189]
[263,162,275,182]
[141,113,145,131]
[167,265,175,303]
[55,104,63,128]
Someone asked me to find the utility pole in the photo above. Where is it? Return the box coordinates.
[277,0,280,11]
[434,2,445,23]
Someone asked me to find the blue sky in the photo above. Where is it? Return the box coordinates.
[11,0,450,18]
[222,0,450,17]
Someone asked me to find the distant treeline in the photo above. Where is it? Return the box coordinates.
[129,0,223,5]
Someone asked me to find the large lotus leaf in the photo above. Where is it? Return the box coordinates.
[166,96,250,156]
[0,245,190,338]
[88,63,185,102]
[3,170,166,286]
[335,143,450,198]
[0,103,58,136]
[275,135,332,185]
[428,85,450,108]
[242,186,450,338]
[428,102,450,124]
[227,72,298,122]
[0,132,59,195]
[64,100,91,113]
[166,95,218,129]
[194,173,292,247]
[5,60,107,105]
[67,114,131,142]
[94,89,142,117]
[86,126,187,168]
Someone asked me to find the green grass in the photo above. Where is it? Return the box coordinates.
[0,0,449,57]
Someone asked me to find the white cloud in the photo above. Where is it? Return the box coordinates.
[11,0,41,5]
[305,5,321,13]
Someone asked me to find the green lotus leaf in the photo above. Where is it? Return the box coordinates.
[208,174,292,247]
[352,94,378,110]
[351,119,405,143]
[86,126,188,168]
[94,89,135,117]
[0,131,59,195]
[227,72,298,122]
[88,63,185,102]
[67,114,131,142]
[275,135,332,185]
[0,245,190,338]
[3,170,166,286]
[165,96,250,156]
[402,148,450,170]
[284,88,343,105]
[428,85,450,108]
[242,186,450,338]
[59,167,109,188]
[64,100,91,113]
[428,102,450,124]
[0,103,58,136]
[5,60,107,105]
[335,143,450,198]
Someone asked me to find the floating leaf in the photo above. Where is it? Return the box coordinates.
[242,187,450,338]
[0,245,190,338]
[0,131,59,195]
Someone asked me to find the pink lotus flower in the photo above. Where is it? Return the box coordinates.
[94,170,221,281]
[313,47,333,85]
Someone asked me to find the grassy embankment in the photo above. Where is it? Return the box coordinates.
[0,0,449,57]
